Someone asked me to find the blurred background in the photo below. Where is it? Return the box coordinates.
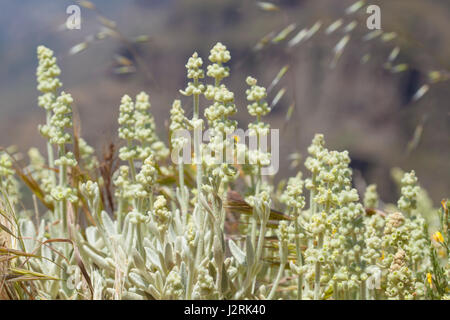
[0,0,448,204]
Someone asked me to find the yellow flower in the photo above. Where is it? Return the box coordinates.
[432,231,444,243]
[233,135,240,143]
[379,251,385,261]
[426,273,432,286]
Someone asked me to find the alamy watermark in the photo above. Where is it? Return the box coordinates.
[171,127,280,176]
[65,3,381,31]
[66,5,81,30]
[366,5,381,30]
[366,265,382,290]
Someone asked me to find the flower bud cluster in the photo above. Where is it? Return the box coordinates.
[383,211,409,250]
[397,170,420,214]
[134,92,169,161]
[180,52,205,96]
[206,42,230,82]
[78,138,99,171]
[118,93,169,162]
[169,100,188,151]
[36,45,62,96]
[277,221,291,248]
[281,172,306,212]
[404,215,430,272]
[27,148,53,202]
[362,214,385,263]
[364,184,379,209]
[39,92,74,146]
[203,43,238,183]
[302,134,369,296]
[246,76,270,117]
[163,267,184,299]
[194,265,215,298]
[118,95,138,161]
[245,76,272,176]
[114,166,132,201]
[386,248,415,299]
[136,154,157,187]
[0,153,20,204]
[151,195,171,234]
[51,185,78,203]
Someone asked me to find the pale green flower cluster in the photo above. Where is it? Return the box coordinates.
[118,95,138,161]
[364,184,379,209]
[118,93,169,162]
[383,212,409,256]
[114,166,132,200]
[36,46,74,152]
[27,148,53,202]
[134,92,169,161]
[397,170,420,215]
[362,213,385,263]
[246,76,270,117]
[36,45,62,98]
[281,172,306,212]
[193,264,216,298]
[78,138,99,171]
[136,154,157,187]
[48,93,74,145]
[202,43,238,184]
[151,195,171,234]
[180,52,205,96]
[246,77,272,171]
[405,215,430,272]
[207,42,230,82]
[0,153,20,204]
[169,99,188,151]
[386,248,416,299]
[277,220,291,249]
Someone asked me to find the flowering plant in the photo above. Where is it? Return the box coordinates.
[0,43,448,300]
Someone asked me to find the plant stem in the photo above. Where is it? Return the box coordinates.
[58,145,67,236]
[193,78,202,193]
[46,110,56,184]
[268,261,285,299]
[294,210,303,299]
[314,232,323,300]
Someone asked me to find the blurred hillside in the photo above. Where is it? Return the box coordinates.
[0,0,449,203]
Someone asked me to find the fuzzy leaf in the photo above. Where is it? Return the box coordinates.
[129,272,147,289]
[228,239,246,265]
[101,211,116,238]
[145,246,162,270]
[164,242,174,269]
[245,237,255,267]
[132,249,146,270]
